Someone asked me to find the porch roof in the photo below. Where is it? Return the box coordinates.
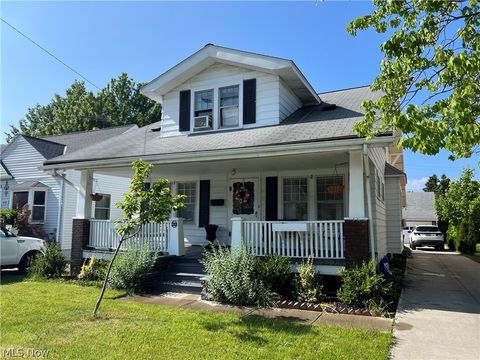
[44,86,393,169]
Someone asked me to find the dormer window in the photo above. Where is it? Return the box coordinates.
[219,85,239,128]
[194,89,213,131]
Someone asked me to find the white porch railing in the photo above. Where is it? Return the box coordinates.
[235,219,344,259]
[88,218,185,255]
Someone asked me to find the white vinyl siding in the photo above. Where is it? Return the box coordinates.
[279,79,302,121]
[1,137,61,240]
[369,147,387,260]
[385,176,403,254]
[160,63,299,137]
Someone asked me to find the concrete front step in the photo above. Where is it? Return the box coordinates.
[156,280,203,295]
[161,272,205,283]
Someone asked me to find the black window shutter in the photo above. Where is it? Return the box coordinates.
[265,177,278,221]
[199,180,210,227]
[243,79,256,125]
[179,90,191,132]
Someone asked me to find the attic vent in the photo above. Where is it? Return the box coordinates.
[322,103,337,111]
[151,127,161,132]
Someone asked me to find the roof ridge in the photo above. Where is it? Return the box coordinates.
[23,134,65,147]
[39,124,137,139]
[317,84,372,95]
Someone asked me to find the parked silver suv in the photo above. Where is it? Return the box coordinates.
[410,225,444,251]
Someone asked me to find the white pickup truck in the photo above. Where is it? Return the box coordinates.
[0,226,45,273]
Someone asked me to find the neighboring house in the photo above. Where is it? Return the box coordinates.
[403,192,438,227]
[42,44,407,274]
[0,125,137,258]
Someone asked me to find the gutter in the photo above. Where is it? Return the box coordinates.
[43,136,395,172]
[363,143,377,270]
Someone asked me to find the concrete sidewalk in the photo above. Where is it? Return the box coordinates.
[125,293,392,332]
[392,251,480,360]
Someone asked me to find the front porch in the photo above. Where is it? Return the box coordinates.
[68,147,373,274]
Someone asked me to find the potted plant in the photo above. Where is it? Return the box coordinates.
[204,224,219,243]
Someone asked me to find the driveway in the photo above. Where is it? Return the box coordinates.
[391,251,480,360]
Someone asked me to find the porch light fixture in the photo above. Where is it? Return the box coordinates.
[327,164,345,195]
[231,168,236,176]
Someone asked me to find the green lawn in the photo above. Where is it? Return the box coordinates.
[464,243,480,264]
[0,275,392,360]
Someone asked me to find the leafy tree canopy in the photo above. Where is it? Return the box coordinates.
[423,174,451,194]
[6,73,161,142]
[435,168,479,225]
[348,0,480,159]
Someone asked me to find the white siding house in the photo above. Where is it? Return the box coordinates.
[42,45,407,274]
[0,125,136,258]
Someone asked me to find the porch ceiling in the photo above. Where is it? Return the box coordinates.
[94,151,350,178]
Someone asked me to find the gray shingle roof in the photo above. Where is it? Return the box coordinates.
[45,86,389,166]
[403,192,438,221]
[385,163,406,177]
[12,181,48,190]
[39,124,137,154]
[16,125,137,160]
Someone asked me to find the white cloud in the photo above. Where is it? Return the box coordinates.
[406,177,429,192]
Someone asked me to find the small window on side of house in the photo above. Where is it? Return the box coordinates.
[32,190,46,222]
[12,191,28,210]
[94,194,111,220]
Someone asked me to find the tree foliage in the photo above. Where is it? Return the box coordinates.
[423,174,451,194]
[435,168,479,226]
[6,73,161,142]
[347,0,480,159]
[93,160,185,316]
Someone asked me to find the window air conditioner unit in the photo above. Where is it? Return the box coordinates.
[194,115,212,131]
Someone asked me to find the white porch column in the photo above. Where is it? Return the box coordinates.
[168,218,185,256]
[76,169,93,219]
[231,217,243,250]
[348,151,365,218]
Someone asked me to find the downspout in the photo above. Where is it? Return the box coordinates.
[56,179,64,246]
[363,144,376,268]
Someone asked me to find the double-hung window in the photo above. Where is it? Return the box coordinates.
[282,178,308,220]
[94,194,111,220]
[32,190,46,222]
[316,176,344,220]
[194,89,213,130]
[177,182,196,224]
[219,85,239,128]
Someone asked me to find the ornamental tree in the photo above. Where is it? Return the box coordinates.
[93,159,185,317]
[347,0,480,159]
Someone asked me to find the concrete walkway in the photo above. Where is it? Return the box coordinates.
[125,293,392,332]
[392,251,480,360]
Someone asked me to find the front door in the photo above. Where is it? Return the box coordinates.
[230,179,259,221]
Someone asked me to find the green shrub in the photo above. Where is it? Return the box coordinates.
[201,246,276,307]
[78,256,108,282]
[109,243,157,294]
[337,260,390,310]
[0,209,18,225]
[457,220,476,254]
[28,242,67,279]
[294,257,323,303]
[402,246,412,257]
[447,224,458,251]
[257,255,293,296]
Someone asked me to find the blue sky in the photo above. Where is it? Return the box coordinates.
[1,1,478,189]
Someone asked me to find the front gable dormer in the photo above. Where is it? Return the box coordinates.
[141,45,321,137]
